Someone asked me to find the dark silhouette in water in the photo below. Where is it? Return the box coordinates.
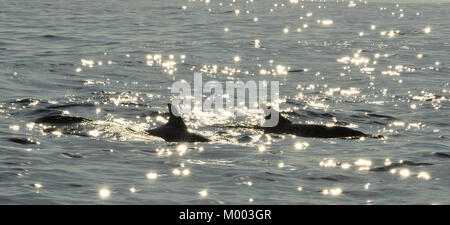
[35,115,91,124]
[8,137,39,145]
[147,104,210,142]
[433,152,450,158]
[261,108,381,139]
[288,69,304,73]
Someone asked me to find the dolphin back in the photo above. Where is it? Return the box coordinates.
[166,104,187,130]
[147,104,210,142]
[262,108,372,138]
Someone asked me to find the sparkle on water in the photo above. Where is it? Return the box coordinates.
[146,172,158,180]
[417,172,431,180]
[323,187,342,196]
[199,190,208,198]
[99,188,111,199]
[258,145,266,152]
[399,169,410,178]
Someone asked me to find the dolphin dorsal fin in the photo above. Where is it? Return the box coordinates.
[264,107,292,127]
[167,104,187,130]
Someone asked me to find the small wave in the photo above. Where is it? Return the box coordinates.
[305,174,352,182]
[423,152,450,159]
[288,69,305,73]
[60,153,84,159]
[40,34,73,40]
[9,98,42,104]
[45,103,95,109]
[66,183,84,188]
[8,137,39,145]
[140,110,167,117]
[370,161,433,172]
[237,135,252,143]
[367,113,397,121]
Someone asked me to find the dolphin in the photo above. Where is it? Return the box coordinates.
[260,108,381,139]
[35,115,91,124]
[147,104,210,142]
